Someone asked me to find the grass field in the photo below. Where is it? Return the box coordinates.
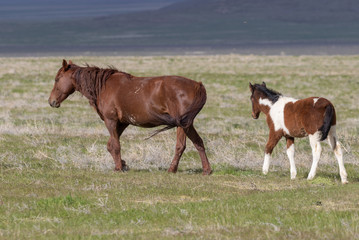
[0,55,359,239]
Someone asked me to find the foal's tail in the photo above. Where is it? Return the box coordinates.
[319,104,334,141]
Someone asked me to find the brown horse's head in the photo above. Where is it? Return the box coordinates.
[48,60,76,108]
[249,82,266,119]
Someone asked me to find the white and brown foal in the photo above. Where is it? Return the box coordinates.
[249,82,348,184]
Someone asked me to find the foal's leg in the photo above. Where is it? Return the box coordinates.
[263,131,282,175]
[286,137,297,179]
[168,127,187,173]
[105,119,128,171]
[307,132,322,180]
[184,124,212,175]
[327,126,348,184]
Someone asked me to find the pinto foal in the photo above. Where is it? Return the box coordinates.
[249,82,348,184]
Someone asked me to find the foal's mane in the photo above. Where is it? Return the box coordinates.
[70,64,133,109]
[254,84,282,103]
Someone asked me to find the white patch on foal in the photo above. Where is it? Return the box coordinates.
[259,98,273,107]
[262,153,271,175]
[313,97,320,106]
[268,96,297,135]
[307,131,322,180]
[327,125,348,184]
[286,144,296,179]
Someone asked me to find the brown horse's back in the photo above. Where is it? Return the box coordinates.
[99,74,206,128]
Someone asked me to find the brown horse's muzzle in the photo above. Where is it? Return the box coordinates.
[48,98,60,108]
[252,112,259,119]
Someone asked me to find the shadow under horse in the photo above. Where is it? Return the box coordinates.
[48,60,211,175]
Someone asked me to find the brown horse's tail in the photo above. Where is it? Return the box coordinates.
[145,82,206,139]
[319,104,334,141]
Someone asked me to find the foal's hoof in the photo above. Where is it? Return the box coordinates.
[202,169,213,175]
[342,180,349,184]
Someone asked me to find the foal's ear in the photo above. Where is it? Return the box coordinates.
[249,82,254,92]
[262,82,266,87]
[69,60,73,64]
[62,59,70,71]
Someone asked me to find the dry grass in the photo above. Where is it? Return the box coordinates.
[1,55,358,174]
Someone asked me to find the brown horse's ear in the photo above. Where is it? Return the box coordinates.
[249,82,254,92]
[62,59,69,71]
[68,60,73,64]
[262,82,266,87]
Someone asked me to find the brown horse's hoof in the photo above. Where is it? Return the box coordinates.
[114,160,129,172]
[168,168,178,173]
[114,167,129,172]
[202,169,213,175]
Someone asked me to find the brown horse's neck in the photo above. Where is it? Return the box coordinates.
[71,66,119,120]
[75,85,95,105]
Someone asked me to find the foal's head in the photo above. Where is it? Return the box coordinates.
[249,82,282,119]
[249,82,266,119]
[48,60,76,108]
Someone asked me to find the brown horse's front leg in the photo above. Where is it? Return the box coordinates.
[185,124,212,175]
[168,127,187,173]
[105,119,128,171]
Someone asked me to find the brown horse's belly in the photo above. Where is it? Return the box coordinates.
[120,111,166,128]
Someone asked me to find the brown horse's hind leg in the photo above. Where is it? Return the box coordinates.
[105,119,128,171]
[168,127,187,173]
[185,124,212,175]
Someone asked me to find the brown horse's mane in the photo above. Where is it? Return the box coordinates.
[70,64,133,109]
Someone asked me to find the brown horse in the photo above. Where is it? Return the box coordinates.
[48,60,211,175]
[249,82,348,183]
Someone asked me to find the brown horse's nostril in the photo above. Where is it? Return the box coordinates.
[49,98,59,108]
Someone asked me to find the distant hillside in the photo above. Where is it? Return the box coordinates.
[160,0,359,22]
[0,0,181,20]
[1,0,359,54]
[79,0,359,45]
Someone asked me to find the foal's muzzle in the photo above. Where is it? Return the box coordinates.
[252,112,259,119]
[48,98,60,108]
